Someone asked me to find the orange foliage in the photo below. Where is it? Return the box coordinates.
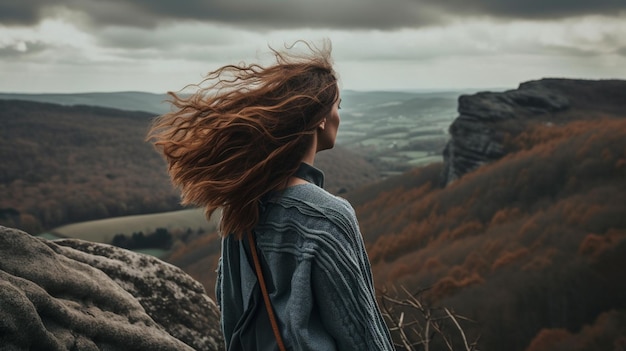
[516,213,542,239]
[490,207,522,226]
[448,265,470,280]
[448,220,484,240]
[509,118,622,153]
[483,239,505,258]
[491,247,530,271]
[429,272,484,300]
[525,310,626,351]
[423,256,446,274]
[388,263,413,282]
[579,229,626,259]
[579,234,606,257]
[462,251,490,275]
[525,328,572,351]
[522,248,557,271]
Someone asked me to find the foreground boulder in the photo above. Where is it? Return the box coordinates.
[0,225,223,350]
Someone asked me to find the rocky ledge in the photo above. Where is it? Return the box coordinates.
[0,225,224,350]
[440,78,626,186]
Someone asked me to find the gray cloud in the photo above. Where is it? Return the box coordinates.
[0,41,48,58]
[0,0,58,26]
[422,0,626,20]
[0,0,442,29]
[4,0,624,31]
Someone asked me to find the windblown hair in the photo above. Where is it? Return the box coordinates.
[147,40,338,238]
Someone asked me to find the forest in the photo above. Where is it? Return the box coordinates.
[0,99,381,234]
[352,117,626,350]
[0,100,180,233]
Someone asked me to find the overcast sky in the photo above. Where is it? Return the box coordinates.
[1,0,625,93]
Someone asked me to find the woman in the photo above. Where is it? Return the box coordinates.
[148,40,394,351]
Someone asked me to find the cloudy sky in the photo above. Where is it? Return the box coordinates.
[1,0,625,93]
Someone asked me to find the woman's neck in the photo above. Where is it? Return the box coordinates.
[283,138,317,188]
[301,133,318,166]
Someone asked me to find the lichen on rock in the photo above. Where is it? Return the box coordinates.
[0,225,224,350]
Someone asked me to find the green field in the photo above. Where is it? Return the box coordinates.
[335,90,459,173]
[397,151,430,158]
[408,155,443,166]
[49,208,220,244]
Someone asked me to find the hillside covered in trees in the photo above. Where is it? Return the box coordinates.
[348,81,626,350]
[0,100,178,233]
[0,99,381,234]
[354,118,626,351]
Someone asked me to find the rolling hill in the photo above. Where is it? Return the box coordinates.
[0,91,172,114]
[0,99,381,234]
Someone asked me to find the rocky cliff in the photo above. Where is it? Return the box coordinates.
[0,226,224,350]
[440,78,626,186]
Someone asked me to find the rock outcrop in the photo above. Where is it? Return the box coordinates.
[440,78,626,186]
[0,225,224,350]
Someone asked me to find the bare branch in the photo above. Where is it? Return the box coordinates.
[379,285,480,351]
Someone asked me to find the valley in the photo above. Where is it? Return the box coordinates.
[338,90,459,175]
[0,89,464,239]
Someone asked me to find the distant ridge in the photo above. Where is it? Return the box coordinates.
[0,89,473,116]
[0,91,171,114]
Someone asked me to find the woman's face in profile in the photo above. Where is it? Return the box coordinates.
[317,94,341,151]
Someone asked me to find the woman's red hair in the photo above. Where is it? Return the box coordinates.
[147,40,338,238]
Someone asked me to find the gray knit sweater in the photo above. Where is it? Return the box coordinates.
[216,163,395,350]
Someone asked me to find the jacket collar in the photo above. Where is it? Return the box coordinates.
[293,162,324,188]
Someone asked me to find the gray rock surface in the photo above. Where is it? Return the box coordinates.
[441,78,626,186]
[441,78,584,186]
[0,225,224,350]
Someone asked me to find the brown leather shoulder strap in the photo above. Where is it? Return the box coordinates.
[246,231,287,351]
